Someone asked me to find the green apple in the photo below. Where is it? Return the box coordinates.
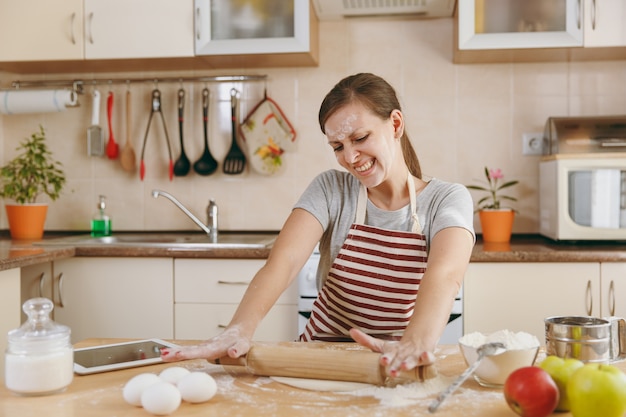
[538,355,584,411]
[567,363,626,417]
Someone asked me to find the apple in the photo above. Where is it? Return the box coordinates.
[503,366,559,417]
[538,355,584,411]
[567,363,626,417]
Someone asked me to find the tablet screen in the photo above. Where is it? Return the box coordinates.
[74,339,177,374]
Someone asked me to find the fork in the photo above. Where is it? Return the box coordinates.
[223,89,246,175]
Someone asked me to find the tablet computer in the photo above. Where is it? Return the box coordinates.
[73,339,178,375]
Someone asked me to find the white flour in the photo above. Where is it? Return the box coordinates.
[459,329,539,350]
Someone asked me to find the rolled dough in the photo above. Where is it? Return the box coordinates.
[269,376,375,392]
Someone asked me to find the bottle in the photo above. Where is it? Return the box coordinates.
[91,195,111,237]
[5,298,73,396]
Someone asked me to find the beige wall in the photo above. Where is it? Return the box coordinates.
[1,17,625,234]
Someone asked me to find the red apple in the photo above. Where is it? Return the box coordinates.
[503,366,559,417]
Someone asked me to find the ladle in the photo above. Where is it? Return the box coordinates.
[428,342,506,413]
[193,88,218,176]
[173,88,191,176]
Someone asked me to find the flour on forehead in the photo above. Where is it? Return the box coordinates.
[326,113,358,141]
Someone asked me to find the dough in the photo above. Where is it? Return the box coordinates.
[270,376,375,392]
[177,372,217,403]
[141,381,181,415]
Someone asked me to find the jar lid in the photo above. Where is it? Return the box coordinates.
[8,298,70,343]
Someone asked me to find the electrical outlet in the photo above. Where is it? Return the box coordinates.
[522,132,544,155]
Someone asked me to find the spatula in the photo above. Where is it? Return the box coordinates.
[87,89,104,156]
[222,88,246,175]
[120,90,137,172]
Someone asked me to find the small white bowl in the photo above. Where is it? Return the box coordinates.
[459,332,540,388]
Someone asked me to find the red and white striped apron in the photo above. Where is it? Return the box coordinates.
[300,175,427,342]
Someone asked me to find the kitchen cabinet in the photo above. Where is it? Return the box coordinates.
[0,268,20,379]
[582,0,626,47]
[174,259,299,342]
[51,257,174,343]
[600,263,626,317]
[20,262,54,321]
[463,262,602,343]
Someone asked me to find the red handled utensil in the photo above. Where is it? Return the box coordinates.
[106,91,119,159]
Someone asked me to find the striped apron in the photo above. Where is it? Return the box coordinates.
[300,175,427,342]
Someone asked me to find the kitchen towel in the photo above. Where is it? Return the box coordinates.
[0,89,77,115]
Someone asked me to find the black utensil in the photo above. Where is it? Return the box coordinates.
[223,88,246,175]
[193,88,218,176]
[173,88,191,176]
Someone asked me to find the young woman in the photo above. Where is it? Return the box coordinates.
[162,73,475,378]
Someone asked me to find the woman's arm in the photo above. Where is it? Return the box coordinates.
[161,208,323,362]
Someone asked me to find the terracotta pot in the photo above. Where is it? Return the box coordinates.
[5,204,48,240]
[479,209,515,243]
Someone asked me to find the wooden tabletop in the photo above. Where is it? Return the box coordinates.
[1,338,608,417]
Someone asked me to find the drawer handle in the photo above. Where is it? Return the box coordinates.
[586,279,593,316]
[609,280,616,316]
[38,272,46,297]
[58,272,65,308]
[217,280,250,286]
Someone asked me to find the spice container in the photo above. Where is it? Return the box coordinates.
[5,298,73,396]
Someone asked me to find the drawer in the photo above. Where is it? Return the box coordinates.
[174,303,299,342]
[174,259,297,304]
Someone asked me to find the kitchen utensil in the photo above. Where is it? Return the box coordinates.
[87,89,104,156]
[106,91,119,159]
[214,342,437,387]
[222,88,246,175]
[545,315,626,363]
[139,89,173,181]
[120,90,136,172]
[173,88,191,176]
[193,88,218,176]
[428,342,505,413]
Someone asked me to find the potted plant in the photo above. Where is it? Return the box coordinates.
[466,167,519,243]
[0,126,66,240]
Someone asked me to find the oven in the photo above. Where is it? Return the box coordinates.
[296,251,464,343]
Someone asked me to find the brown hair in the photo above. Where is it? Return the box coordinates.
[318,73,421,179]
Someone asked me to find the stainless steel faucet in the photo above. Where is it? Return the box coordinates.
[151,190,217,236]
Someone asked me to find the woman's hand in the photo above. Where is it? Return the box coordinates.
[349,328,435,377]
[160,326,251,362]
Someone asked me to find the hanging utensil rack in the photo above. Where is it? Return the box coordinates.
[2,74,267,94]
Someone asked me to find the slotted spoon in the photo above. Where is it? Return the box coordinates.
[223,88,246,175]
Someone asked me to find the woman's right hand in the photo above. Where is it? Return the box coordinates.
[160,326,251,362]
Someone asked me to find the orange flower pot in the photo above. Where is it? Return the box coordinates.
[479,209,515,243]
[5,204,48,240]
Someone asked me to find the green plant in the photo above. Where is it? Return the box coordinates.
[0,126,66,204]
[466,166,518,211]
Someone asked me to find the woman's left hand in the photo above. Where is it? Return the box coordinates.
[349,328,435,378]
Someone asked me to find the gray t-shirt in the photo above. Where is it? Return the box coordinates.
[294,169,475,289]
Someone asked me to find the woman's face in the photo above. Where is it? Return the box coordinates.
[325,101,403,189]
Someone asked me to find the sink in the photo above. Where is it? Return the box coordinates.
[35,232,277,249]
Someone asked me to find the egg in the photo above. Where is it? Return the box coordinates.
[177,372,217,403]
[122,373,162,406]
[141,381,181,415]
[159,366,190,385]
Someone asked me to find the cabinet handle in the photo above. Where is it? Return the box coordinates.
[196,7,201,40]
[87,12,94,44]
[586,279,593,315]
[57,272,65,308]
[609,280,616,316]
[217,280,250,286]
[70,12,76,45]
[217,324,227,329]
[591,0,597,30]
[38,272,46,297]
[576,0,582,30]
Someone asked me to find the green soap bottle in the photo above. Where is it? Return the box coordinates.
[91,195,111,237]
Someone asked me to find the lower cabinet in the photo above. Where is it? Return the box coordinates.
[51,257,174,343]
[174,259,299,342]
[0,268,20,378]
[463,262,602,343]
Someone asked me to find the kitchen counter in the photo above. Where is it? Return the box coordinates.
[0,338,596,417]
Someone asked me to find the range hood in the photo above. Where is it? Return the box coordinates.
[312,0,456,20]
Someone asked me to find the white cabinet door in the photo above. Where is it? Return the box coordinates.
[84,0,194,59]
[600,263,626,317]
[0,0,83,61]
[53,257,174,343]
[463,263,601,343]
[0,269,21,379]
[20,263,54,322]
[583,0,626,47]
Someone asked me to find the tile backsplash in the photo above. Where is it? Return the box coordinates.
[1,17,625,234]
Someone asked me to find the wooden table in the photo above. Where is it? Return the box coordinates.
[0,339,614,417]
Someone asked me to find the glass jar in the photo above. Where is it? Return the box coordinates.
[5,298,73,396]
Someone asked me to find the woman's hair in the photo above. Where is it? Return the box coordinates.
[318,73,421,179]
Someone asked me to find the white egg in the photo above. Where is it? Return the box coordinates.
[177,372,217,403]
[122,373,162,406]
[141,381,182,415]
[159,366,191,385]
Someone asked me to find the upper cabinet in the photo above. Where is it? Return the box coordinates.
[455,0,626,63]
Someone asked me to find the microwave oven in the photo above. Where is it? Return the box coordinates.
[539,154,626,241]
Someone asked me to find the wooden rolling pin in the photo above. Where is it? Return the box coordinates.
[213,342,437,387]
